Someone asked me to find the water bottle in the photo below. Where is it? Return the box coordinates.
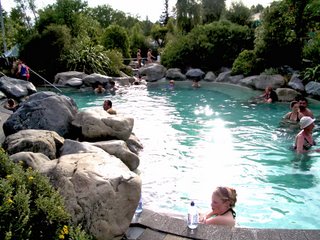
[135,197,143,214]
[187,201,199,229]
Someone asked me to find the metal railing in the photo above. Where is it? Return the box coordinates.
[29,68,62,92]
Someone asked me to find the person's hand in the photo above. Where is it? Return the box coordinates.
[199,213,206,223]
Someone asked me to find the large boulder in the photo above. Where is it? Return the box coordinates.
[82,73,113,86]
[204,71,216,82]
[240,74,285,90]
[0,76,37,99]
[126,133,144,155]
[288,73,305,92]
[166,68,186,81]
[305,81,320,97]
[185,68,205,80]
[11,151,141,240]
[60,139,106,155]
[275,88,300,102]
[65,77,83,87]
[92,140,140,171]
[3,91,78,138]
[3,129,64,159]
[139,63,166,82]
[54,71,88,85]
[72,108,134,141]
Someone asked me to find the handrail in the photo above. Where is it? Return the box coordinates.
[29,68,62,92]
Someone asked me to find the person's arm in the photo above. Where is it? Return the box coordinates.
[296,134,306,154]
[283,112,290,120]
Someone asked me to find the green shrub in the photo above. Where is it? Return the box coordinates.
[232,50,257,76]
[303,33,320,66]
[302,64,320,83]
[0,148,93,240]
[161,21,253,71]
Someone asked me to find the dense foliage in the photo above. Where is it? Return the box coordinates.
[161,21,253,72]
[0,148,93,240]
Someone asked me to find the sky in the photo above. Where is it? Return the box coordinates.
[2,0,275,23]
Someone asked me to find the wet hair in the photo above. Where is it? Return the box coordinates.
[7,99,15,106]
[298,96,308,104]
[105,100,112,107]
[290,101,298,109]
[214,187,237,208]
[109,80,115,87]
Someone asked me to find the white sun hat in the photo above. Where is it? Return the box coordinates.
[299,116,315,129]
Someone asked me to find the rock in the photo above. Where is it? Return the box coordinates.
[82,73,113,86]
[216,71,231,82]
[65,77,83,87]
[204,71,216,82]
[126,133,144,155]
[166,68,186,81]
[10,152,53,172]
[275,88,300,102]
[54,71,88,85]
[240,74,285,90]
[3,129,64,159]
[288,73,305,92]
[185,68,205,80]
[3,91,78,138]
[113,77,136,86]
[72,108,134,141]
[60,139,105,155]
[139,63,167,82]
[92,140,140,171]
[14,152,141,240]
[305,81,320,97]
[0,76,37,99]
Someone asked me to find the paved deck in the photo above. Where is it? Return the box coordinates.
[126,209,320,240]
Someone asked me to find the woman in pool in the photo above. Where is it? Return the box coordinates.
[200,187,237,227]
[294,116,320,154]
[283,101,304,123]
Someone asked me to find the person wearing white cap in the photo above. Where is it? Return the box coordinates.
[294,116,319,153]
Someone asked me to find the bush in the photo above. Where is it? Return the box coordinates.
[232,50,257,76]
[302,64,320,83]
[0,148,93,240]
[303,33,320,66]
[161,21,253,72]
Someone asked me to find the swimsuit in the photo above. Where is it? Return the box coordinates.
[220,208,236,219]
[288,113,301,122]
[294,137,316,151]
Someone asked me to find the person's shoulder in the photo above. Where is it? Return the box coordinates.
[206,215,235,226]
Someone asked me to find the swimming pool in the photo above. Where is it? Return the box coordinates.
[62,81,320,230]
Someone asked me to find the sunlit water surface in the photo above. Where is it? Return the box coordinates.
[60,82,320,229]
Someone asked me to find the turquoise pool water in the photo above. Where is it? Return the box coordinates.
[61,82,320,230]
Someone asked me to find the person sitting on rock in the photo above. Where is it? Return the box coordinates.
[103,99,117,115]
[262,86,278,103]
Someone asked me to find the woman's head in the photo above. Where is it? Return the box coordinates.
[290,101,299,112]
[211,187,237,214]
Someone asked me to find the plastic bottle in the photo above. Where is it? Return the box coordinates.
[135,197,143,214]
[187,201,199,229]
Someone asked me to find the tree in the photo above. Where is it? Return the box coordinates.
[250,4,264,14]
[159,0,169,26]
[225,1,251,26]
[176,0,201,33]
[151,24,168,47]
[101,24,130,58]
[129,23,148,58]
[202,0,226,24]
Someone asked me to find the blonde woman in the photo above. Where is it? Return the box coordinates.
[200,187,237,227]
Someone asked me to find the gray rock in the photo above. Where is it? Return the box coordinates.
[54,71,88,85]
[204,71,216,82]
[0,76,37,99]
[113,77,136,86]
[72,108,134,141]
[166,68,186,81]
[126,133,144,154]
[186,68,205,80]
[92,140,140,171]
[139,63,167,82]
[14,152,141,240]
[60,139,105,155]
[65,77,83,87]
[3,91,78,138]
[82,73,113,86]
[216,71,232,82]
[305,81,320,96]
[240,74,285,90]
[10,152,53,171]
[3,129,64,159]
[276,88,300,102]
[288,73,305,92]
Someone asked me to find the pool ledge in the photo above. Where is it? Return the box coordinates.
[126,209,320,240]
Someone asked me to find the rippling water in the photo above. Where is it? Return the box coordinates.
[62,81,320,229]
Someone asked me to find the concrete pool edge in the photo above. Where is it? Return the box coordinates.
[126,209,320,240]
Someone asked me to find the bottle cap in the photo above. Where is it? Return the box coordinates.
[191,201,195,206]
